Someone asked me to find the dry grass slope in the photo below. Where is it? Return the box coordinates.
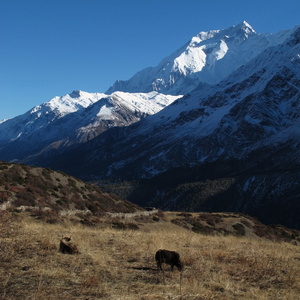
[0,161,140,218]
[1,211,299,300]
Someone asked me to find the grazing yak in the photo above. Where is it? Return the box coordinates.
[155,249,183,272]
[59,236,79,255]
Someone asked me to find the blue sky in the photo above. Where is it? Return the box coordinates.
[1,0,299,120]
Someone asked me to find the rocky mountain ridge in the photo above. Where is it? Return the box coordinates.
[0,91,180,162]
[47,26,300,179]
[107,21,292,95]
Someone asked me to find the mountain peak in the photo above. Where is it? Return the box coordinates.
[107,21,290,95]
[69,90,82,98]
[223,21,256,39]
[239,21,256,36]
[237,21,255,32]
[194,21,255,42]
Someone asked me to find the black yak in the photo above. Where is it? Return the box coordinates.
[155,249,183,271]
[59,236,79,254]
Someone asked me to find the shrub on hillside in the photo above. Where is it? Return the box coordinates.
[30,208,60,224]
[14,189,36,207]
[42,168,53,179]
[191,222,215,235]
[0,191,10,204]
[232,223,246,236]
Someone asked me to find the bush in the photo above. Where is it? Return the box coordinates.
[191,223,214,235]
[42,169,52,181]
[0,191,10,204]
[112,221,126,230]
[232,223,246,236]
[14,189,36,207]
[31,209,60,224]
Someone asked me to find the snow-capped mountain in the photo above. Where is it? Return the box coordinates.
[0,91,181,161]
[1,22,299,228]
[107,21,292,95]
[33,25,300,229]
[0,90,105,143]
[45,25,300,178]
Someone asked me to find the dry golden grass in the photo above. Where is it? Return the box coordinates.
[1,211,300,300]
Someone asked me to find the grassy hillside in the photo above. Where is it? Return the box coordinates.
[1,210,299,300]
[1,161,299,299]
[0,161,140,222]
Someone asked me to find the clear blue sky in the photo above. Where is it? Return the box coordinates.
[1,0,299,120]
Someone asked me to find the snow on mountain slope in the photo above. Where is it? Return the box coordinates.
[0,91,181,161]
[45,25,300,180]
[70,91,180,143]
[0,90,106,143]
[1,22,298,172]
[107,21,292,95]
